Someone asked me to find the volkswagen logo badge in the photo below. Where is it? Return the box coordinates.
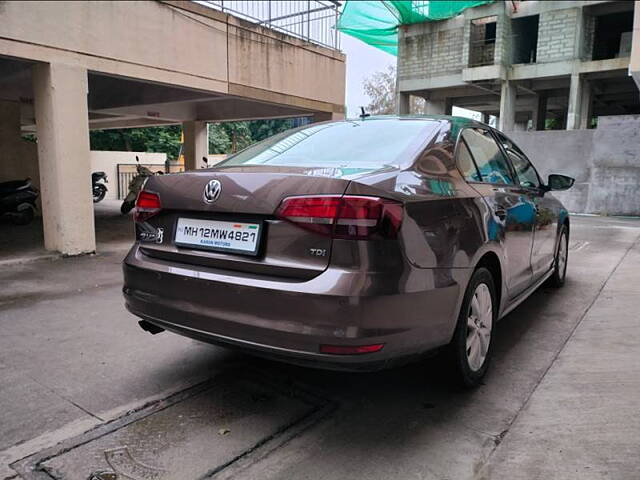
[203,179,222,203]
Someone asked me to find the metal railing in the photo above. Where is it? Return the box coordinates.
[116,164,184,199]
[199,0,341,50]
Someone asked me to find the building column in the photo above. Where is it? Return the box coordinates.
[425,99,446,115]
[533,93,548,131]
[0,101,39,185]
[183,120,208,170]
[579,79,593,129]
[567,73,585,130]
[498,81,516,131]
[32,63,95,255]
[444,98,453,116]
[397,92,410,115]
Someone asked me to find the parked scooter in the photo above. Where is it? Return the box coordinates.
[92,171,108,203]
[121,156,161,214]
[0,178,39,225]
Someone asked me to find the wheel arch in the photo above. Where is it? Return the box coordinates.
[475,251,503,312]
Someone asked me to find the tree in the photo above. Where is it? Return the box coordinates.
[362,65,425,115]
[208,124,231,154]
[209,119,296,154]
[90,126,182,160]
[90,118,300,159]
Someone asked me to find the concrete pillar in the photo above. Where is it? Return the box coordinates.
[533,94,548,131]
[498,81,516,131]
[444,98,453,116]
[183,121,208,170]
[397,92,410,115]
[567,73,584,130]
[579,80,593,129]
[0,101,39,185]
[32,63,95,255]
[425,99,446,115]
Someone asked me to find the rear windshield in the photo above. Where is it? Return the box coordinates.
[217,120,439,169]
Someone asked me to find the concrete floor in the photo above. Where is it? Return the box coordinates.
[0,214,639,479]
[0,200,132,265]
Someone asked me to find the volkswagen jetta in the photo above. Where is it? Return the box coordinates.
[123,116,574,387]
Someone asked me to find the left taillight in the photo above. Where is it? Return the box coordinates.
[134,190,161,223]
[275,195,403,240]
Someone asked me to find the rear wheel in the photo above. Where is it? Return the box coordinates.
[93,184,107,203]
[547,225,568,288]
[448,267,496,388]
[10,207,34,225]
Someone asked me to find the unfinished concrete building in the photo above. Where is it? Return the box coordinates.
[397,0,640,215]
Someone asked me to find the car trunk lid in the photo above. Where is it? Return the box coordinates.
[136,166,363,280]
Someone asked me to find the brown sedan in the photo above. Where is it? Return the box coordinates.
[123,116,574,387]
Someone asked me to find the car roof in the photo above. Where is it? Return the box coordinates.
[341,114,490,130]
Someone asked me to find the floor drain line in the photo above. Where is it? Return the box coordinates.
[10,368,336,480]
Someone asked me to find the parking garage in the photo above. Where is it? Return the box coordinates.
[0,0,345,256]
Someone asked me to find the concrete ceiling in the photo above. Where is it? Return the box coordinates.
[0,56,316,132]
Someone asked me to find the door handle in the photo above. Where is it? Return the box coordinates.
[494,208,507,220]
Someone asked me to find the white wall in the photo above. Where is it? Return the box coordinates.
[90,151,167,200]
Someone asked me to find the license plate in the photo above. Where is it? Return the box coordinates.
[175,218,262,255]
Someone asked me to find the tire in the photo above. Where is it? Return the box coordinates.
[93,185,107,203]
[120,200,135,215]
[10,207,34,225]
[447,267,497,388]
[547,225,568,288]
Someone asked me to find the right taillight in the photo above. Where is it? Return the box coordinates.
[134,190,161,223]
[275,195,403,240]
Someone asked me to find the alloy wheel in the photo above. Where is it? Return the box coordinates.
[466,283,493,372]
[557,232,568,281]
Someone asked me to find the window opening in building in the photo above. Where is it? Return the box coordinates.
[469,16,497,67]
[512,15,539,64]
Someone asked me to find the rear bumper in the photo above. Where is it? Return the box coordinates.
[123,245,467,371]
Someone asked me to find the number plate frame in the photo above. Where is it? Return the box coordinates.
[174,217,264,256]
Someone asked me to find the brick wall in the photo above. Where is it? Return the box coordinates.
[536,8,579,63]
[398,24,465,80]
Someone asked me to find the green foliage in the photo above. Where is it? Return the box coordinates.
[208,124,231,154]
[544,118,561,130]
[90,126,182,160]
[209,119,295,154]
[90,119,298,159]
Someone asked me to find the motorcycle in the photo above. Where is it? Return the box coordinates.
[121,156,161,214]
[92,171,108,203]
[0,178,39,225]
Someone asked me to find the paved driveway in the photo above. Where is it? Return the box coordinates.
[1,215,638,479]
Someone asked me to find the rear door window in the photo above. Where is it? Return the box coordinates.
[494,132,541,189]
[461,128,514,185]
[456,138,482,182]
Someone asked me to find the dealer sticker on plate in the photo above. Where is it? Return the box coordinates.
[175,218,261,255]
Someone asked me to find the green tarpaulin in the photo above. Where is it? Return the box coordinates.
[337,0,494,55]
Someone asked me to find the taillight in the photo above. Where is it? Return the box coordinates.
[134,190,161,222]
[275,195,402,240]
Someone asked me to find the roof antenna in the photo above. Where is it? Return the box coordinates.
[359,107,370,120]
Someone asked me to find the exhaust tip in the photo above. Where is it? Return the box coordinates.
[138,320,165,335]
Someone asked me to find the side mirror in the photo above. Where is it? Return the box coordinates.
[135,156,140,163]
[547,174,574,191]
[202,156,209,167]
